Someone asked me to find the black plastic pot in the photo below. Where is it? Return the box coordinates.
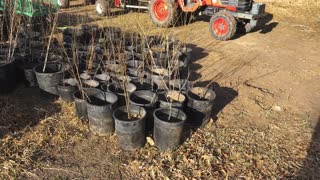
[113,105,147,151]
[14,55,40,87]
[131,78,158,91]
[102,82,136,107]
[13,56,25,83]
[73,88,100,121]
[151,51,171,67]
[150,74,169,90]
[158,90,186,110]
[103,27,122,39]
[87,90,118,136]
[80,72,91,80]
[57,82,77,102]
[33,63,66,95]
[87,25,102,40]
[94,73,111,84]
[24,68,37,87]
[126,60,144,68]
[169,79,193,94]
[180,47,192,65]
[63,28,86,44]
[0,60,16,94]
[153,108,187,151]
[186,87,216,128]
[129,90,158,133]
[125,45,142,53]
[83,79,100,88]
[152,51,170,59]
[153,57,169,68]
[127,68,146,79]
[79,60,101,75]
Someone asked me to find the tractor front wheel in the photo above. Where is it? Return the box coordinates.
[57,0,70,8]
[209,11,237,41]
[148,0,178,27]
[96,0,111,16]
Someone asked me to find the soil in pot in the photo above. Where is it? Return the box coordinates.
[186,87,216,128]
[80,72,91,80]
[102,82,136,107]
[83,79,100,88]
[158,90,186,110]
[153,108,187,151]
[94,73,111,84]
[113,105,147,151]
[87,90,118,136]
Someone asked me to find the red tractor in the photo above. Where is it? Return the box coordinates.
[95,0,266,40]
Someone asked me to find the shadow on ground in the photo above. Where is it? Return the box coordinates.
[298,117,320,178]
[194,81,238,122]
[233,13,278,39]
[180,43,208,81]
[0,87,61,138]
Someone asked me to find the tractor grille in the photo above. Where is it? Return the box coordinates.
[220,0,252,11]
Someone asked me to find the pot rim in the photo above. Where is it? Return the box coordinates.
[113,105,147,122]
[153,107,187,126]
[33,63,66,75]
[129,90,158,106]
[186,87,216,102]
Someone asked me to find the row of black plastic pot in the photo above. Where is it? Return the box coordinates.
[32,64,216,151]
[0,42,62,93]
[66,85,215,151]
[72,87,188,151]
[62,42,191,73]
[61,27,191,72]
[77,65,187,93]
[31,60,182,97]
[62,26,181,51]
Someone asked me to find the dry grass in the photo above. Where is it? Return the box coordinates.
[0,90,316,178]
[0,94,89,178]
[258,0,320,27]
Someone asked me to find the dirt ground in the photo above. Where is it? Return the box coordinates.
[1,1,320,179]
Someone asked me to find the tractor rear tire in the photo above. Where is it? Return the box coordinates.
[96,0,111,16]
[148,0,179,27]
[209,11,237,41]
[57,0,70,8]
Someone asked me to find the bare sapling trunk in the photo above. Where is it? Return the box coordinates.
[43,12,59,72]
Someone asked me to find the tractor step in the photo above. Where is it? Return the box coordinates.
[121,4,148,9]
[185,3,198,9]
